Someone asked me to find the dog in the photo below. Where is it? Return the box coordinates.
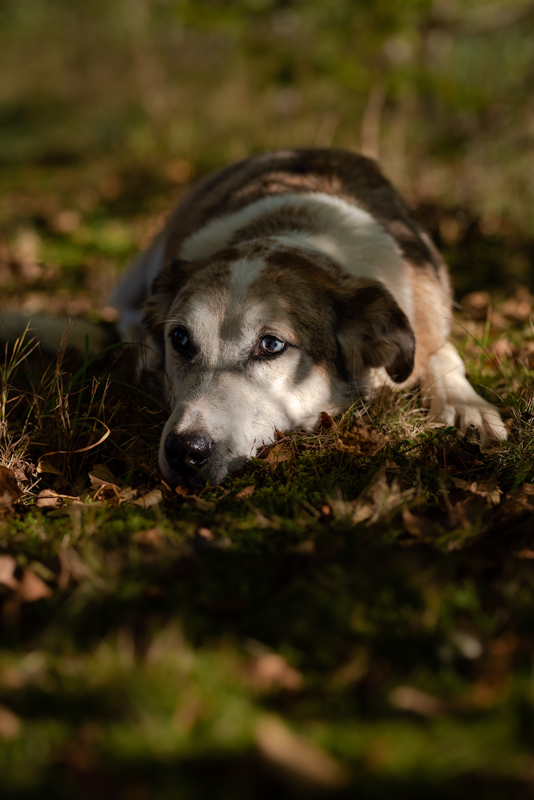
[105,148,506,489]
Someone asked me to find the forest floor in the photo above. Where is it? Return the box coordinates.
[1,157,534,799]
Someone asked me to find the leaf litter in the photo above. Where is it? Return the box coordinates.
[1,285,534,796]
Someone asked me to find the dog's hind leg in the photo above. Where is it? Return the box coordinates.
[109,232,165,344]
[0,310,112,356]
[422,341,507,443]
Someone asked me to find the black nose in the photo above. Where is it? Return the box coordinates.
[164,432,214,472]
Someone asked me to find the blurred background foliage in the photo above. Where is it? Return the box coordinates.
[0,0,533,298]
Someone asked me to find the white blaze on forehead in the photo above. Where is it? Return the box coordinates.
[178,191,413,320]
[228,254,267,303]
[166,253,278,367]
[220,255,292,347]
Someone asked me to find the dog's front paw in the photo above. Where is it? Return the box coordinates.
[429,397,507,443]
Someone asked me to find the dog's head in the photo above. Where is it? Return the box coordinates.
[143,241,414,489]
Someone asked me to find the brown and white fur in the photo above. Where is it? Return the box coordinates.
[105,149,506,489]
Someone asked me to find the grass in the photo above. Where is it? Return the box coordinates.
[1,133,534,798]
[1,3,534,793]
[1,277,534,798]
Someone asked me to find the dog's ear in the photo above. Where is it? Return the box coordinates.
[336,279,415,383]
[142,259,192,352]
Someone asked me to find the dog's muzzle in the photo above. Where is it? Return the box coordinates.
[164,431,215,489]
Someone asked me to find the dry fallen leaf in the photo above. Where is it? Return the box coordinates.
[245,654,303,692]
[132,527,163,548]
[133,488,162,509]
[461,291,490,320]
[402,508,443,539]
[490,339,519,362]
[255,714,349,789]
[503,287,533,322]
[494,484,534,527]
[236,485,255,499]
[0,706,21,739]
[389,686,443,718]
[36,460,64,476]
[35,489,67,509]
[187,496,216,512]
[320,411,334,429]
[451,477,502,506]
[514,548,534,559]
[89,474,135,505]
[0,465,22,512]
[334,423,389,457]
[264,443,293,468]
[89,464,124,488]
[19,569,52,603]
[291,539,315,554]
[0,555,19,590]
[332,468,412,526]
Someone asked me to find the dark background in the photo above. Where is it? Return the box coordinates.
[1,0,534,301]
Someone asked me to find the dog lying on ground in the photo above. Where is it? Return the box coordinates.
[2,149,506,488]
[108,149,506,488]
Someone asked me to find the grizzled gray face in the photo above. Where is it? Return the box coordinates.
[143,242,415,490]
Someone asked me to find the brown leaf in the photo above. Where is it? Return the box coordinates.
[36,489,66,509]
[331,468,411,526]
[494,483,534,527]
[132,488,162,509]
[490,339,519,362]
[503,288,533,322]
[334,423,389,457]
[389,686,443,718]
[265,443,293,468]
[320,411,334,429]
[175,485,189,497]
[36,460,64,476]
[236,485,255,499]
[0,555,19,590]
[0,465,22,511]
[19,569,52,603]
[514,548,534,559]
[461,291,490,320]
[91,482,122,504]
[187,496,216,512]
[255,714,349,788]
[132,527,163,548]
[291,539,315,554]
[90,474,135,505]
[89,464,123,488]
[451,477,503,506]
[402,509,442,539]
[245,653,303,692]
[0,706,21,739]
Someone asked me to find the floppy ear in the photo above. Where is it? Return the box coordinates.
[336,279,415,383]
[142,259,192,354]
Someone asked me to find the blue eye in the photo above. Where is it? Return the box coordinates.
[170,326,190,352]
[260,336,286,356]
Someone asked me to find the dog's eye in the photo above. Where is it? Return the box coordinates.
[259,335,287,356]
[170,326,190,353]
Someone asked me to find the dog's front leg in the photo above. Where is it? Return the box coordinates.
[423,341,507,443]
